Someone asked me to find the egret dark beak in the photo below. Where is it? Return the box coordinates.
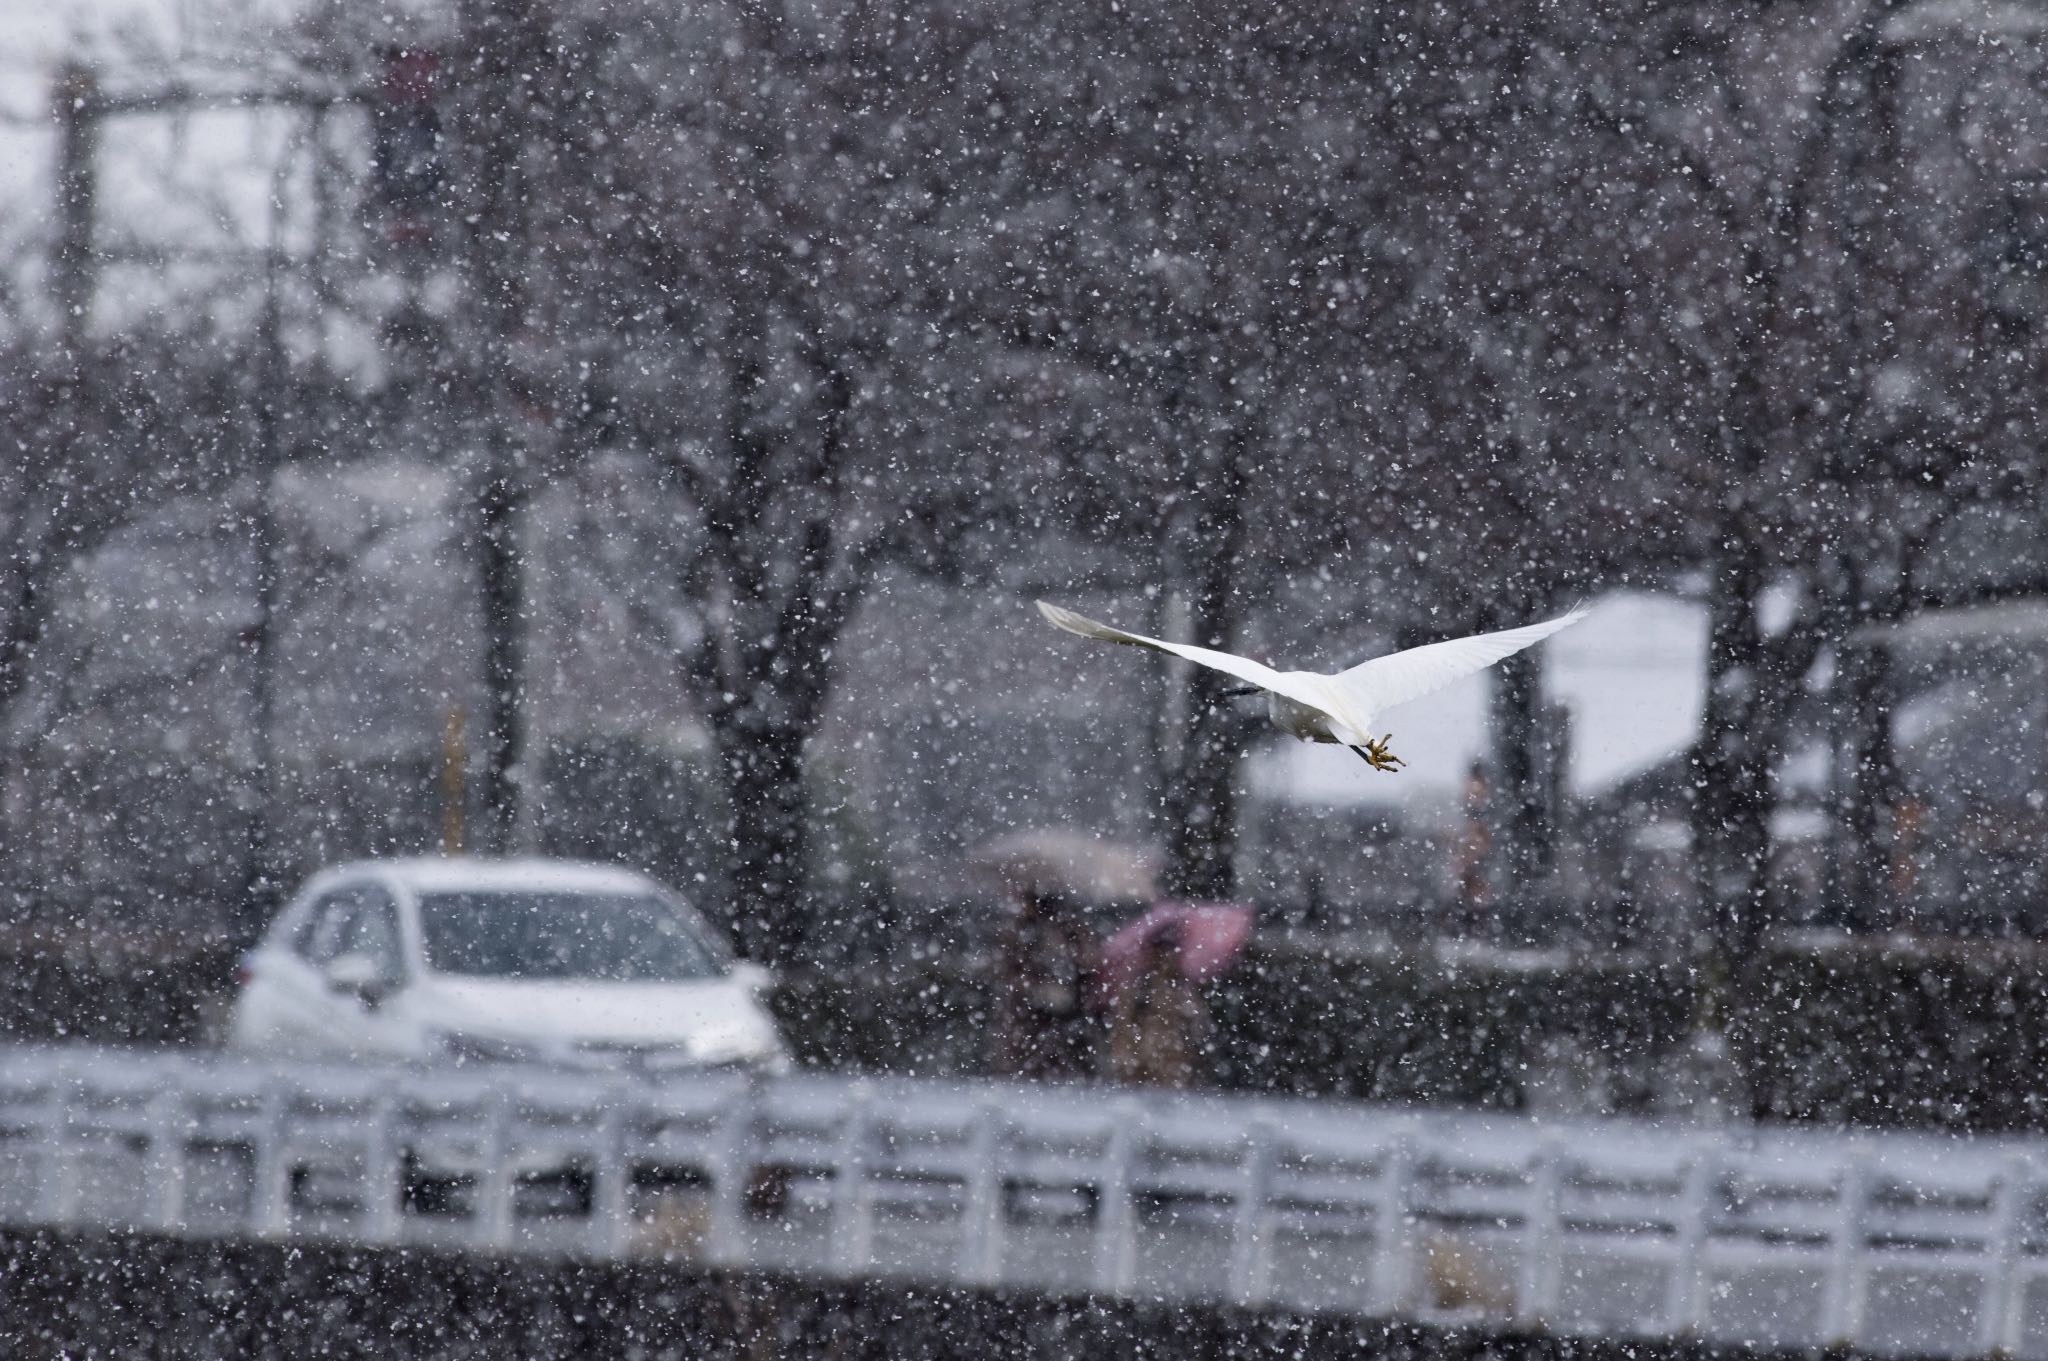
[1220,685,1261,699]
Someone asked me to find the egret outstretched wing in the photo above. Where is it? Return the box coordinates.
[1035,601,1281,689]
[1035,601,1332,713]
[1331,601,1591,717]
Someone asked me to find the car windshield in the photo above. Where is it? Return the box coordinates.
[416,890,726,981]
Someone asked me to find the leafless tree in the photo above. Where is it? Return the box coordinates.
[1575,0,2048,954]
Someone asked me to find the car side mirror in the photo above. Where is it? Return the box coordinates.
[731,961,775,994]
[325,953,389,1007]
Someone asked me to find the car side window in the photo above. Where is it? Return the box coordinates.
[297,890,360,965]
[342,888,406,987]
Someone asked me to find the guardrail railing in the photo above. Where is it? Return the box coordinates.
[3,1043,2046,1356]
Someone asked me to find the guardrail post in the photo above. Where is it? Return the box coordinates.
[587,1100,631,1260]
[1517,1142,1565,1328]
[1822,1159,1874,1348]
[36,1068,76,1229]
[1980,1155,2033,1357]
[1667,1149,1718,1335]
[1093,1102,1141,1296]
[706,1085,755,1269]
[1228,1121,1278,1309]
[360,1093,401,1247]
[464,1088,513,1251]
[830,1091,872,1278]
[1370,1134,1416,1316]
[144,1089,189,1233]
[249,1082,292,1239]
[961,1103,1006,1286]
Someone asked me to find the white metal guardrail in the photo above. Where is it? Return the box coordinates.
[4,1043,2048,1355]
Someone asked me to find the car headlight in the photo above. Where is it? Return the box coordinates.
[699,1045,792,1077]
[437,1031,543,1066]
[635,1042,789,1080]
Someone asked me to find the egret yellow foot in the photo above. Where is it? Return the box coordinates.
[1353,734,1406,773]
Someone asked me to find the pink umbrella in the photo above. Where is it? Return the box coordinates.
[1096,901,1255,1005]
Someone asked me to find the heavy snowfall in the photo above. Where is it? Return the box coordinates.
[3,0,2048,1357]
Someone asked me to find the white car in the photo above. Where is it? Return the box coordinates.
[228,857,789,1075]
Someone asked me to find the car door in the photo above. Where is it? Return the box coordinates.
[255,886,363,1055]
[326,883,420,1060]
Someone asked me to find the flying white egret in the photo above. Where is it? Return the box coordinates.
[1035,598,1591,772]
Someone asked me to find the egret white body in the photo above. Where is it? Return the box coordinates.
[1035,598,1591,771]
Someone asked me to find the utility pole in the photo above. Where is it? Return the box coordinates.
[52,67,358,935]
[51,62,98,363]
[455,0,542,856]
[237,108,298,943]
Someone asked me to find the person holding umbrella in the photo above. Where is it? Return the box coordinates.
[991,887,1100,1079]
[1100,904,1251,1088]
